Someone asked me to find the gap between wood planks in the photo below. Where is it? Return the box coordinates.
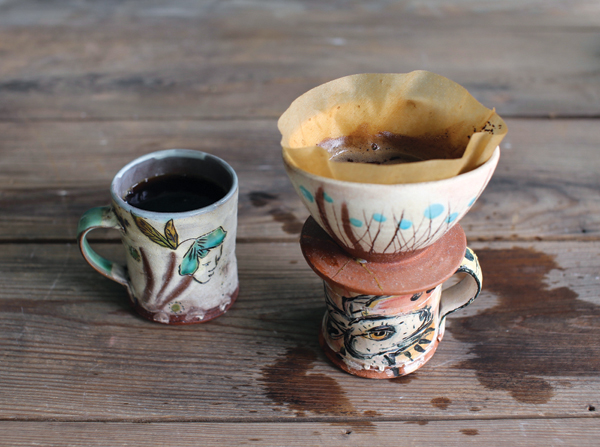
[0,412,597,424]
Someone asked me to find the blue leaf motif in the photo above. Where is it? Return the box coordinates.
[179,242,200,276]
[195,227,227,252]
[179,227,227,276]
[299,186,314,203]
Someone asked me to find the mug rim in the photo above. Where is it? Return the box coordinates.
[110,149,238,219]
[283,146,500,189]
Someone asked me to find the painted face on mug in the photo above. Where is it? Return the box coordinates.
[177,226,227,285]
[192,244,223,284]
[324,287,440,369]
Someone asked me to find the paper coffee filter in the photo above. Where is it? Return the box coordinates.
[279,71,507,184]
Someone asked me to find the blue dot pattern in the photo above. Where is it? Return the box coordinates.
[424,204,444,219]
[350,218,363,228]
[323,192,333,203]
[373,213,386,223]
[299,186,314,203]
[447,212,459,223]
[399,219,412,230]
[468,197,477,207]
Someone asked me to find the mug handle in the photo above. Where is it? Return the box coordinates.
[77,206,128,287]
[439,247,482,322]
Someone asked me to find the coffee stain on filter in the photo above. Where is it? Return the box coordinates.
[449,247,600,404]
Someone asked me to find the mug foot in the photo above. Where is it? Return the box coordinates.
[319,326,444,379]
[129,286,239,325]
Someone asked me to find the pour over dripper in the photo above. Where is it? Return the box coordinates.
[283,147,499,262]
[280,72,504,378]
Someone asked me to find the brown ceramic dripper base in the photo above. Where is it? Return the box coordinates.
[300,217,477,379]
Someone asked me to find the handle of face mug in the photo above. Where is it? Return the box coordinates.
[77,206,128,287]
[439,247,482,322]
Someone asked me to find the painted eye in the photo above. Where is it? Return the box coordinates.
[410,292,423,302]
[364,325,395,341]
[326,317,345,339]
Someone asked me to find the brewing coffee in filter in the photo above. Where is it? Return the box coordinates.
[280,71,507,184]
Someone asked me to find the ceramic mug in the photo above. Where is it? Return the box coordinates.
[77,149,239,324]
[320,247,482,378]
[284,147,499,262]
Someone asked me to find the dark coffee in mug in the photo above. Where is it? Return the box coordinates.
[124,174,227,213]
[78,149,239,325]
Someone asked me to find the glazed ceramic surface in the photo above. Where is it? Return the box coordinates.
[319,247,482,378]
[78,149,239,324]
[284,147,499,261]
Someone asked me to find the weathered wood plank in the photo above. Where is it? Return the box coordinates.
[0,1,599,120]
[0,119,599,241]
[0,419,598,447]
[0,241,599,420]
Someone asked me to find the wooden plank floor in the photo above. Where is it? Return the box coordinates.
[2,119,600,242]
[1,419,599,447]
[1,0,599,445]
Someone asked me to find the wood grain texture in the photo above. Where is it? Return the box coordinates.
[1,119,599,241]
[1,0,599,441]
[1,241,599,421]
[0,0,599,120]
[0,419,599,447]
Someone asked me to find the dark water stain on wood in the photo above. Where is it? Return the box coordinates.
[449,247,600,404]
[460,429,479,436]
[248,191,278,207]
[248,192,303,234]
[269,208,303,234]
[391,374,416,384]
[0,79,45,93]
[431,397,451,410]
[261,346,375,431]
[405,420,429,425]
[261,346,356,416]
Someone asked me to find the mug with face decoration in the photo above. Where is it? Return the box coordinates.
[77,149,239,324]
[301,216,482,378]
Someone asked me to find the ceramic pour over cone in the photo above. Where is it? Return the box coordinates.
[280,72,505,378]
[279,72,504,262]
[283,147,499,262]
